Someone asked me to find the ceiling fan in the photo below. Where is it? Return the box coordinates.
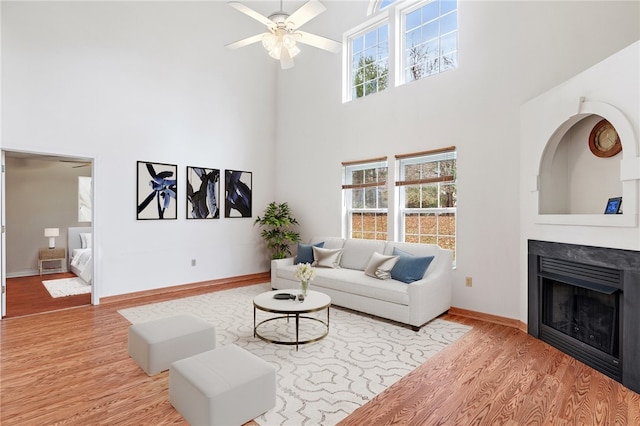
[225,0,342,69]
[60,159,91,168]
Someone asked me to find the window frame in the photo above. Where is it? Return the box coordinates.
[342,158,389,240]
[396,147,457,258]
[343,15,391,103]
[345,0,458,102]
[368,0,397,15]
[398,0,459,85]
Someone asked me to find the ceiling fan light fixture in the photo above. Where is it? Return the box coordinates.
[227,0,341,69]
[262,33,278,51]
[282,33,296,48]
[268,44,283,59]
[288,44,301,58]
[262,29,300,61]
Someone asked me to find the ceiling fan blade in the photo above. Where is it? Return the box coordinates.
[296,31,341,53]
[286,0,326,29]
[228,2,275,28]
[225,33,266,50]
[60,159,91,167]
[280,48,295,69]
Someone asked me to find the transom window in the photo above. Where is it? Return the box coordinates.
[350,23,389,99]
[402,0,458,83]
[342,158,388,240]
[377,0,397,11]
[345,0,458,102]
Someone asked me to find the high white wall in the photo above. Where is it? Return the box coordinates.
[1,0,638,321]
[274,1,640,320]
[1,1,278,297]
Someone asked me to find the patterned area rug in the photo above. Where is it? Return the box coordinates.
[42,277,91,298]
[118,283,472,425]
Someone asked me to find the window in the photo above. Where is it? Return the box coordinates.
[345,0,458,101]
[349,23,390,99]
[402,0,458,83]
[377,0,397,11]
[396,147,456,258]
[342,158,388,240]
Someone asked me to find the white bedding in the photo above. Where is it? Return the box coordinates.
[71,248,92,284]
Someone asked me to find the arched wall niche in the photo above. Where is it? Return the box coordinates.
[534,99,638,227]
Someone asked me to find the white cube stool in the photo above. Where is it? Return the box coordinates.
[128,314,216,376]
[169,344,276,426]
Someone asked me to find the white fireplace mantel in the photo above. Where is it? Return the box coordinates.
[520,40,640,250]
[519,41,640,326]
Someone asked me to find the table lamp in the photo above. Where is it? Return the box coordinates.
[44,228,59,249]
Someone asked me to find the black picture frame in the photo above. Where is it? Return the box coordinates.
[225,170,252,218]
[604,197,622,214]
[186,166,220,219]
[136,161,178,220]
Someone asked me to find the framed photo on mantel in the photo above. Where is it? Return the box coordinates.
[604,197,622,214]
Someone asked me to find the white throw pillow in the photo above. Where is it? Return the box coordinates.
[364,252,400,280]
[80,233,92,249]
[312,247,343,269]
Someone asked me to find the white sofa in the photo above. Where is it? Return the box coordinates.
[271,237,453,331]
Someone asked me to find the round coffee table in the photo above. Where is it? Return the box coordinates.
[253,290,331,351]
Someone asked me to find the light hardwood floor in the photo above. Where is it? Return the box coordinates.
[1,278,639,425]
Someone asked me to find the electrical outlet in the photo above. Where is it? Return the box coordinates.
[465,276,472,287]
[191,259,196,267]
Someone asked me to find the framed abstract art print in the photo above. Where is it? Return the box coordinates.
[137,161,177,220]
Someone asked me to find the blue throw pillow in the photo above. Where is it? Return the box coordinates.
[295,242,325,264]
[390,247,434,284]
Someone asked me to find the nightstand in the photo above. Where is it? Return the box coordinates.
[39,247,66,275]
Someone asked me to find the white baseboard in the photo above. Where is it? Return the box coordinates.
[7,268,68,278]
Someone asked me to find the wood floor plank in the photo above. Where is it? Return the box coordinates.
[2,282,639,425]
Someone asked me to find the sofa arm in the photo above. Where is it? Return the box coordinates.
[406,250,453,326]
[271,257,295,283]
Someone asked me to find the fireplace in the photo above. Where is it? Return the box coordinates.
[528,240,640,393]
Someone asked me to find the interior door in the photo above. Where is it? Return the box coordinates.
[1,151,6,318]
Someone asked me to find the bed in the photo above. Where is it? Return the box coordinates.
[68,227,93,284]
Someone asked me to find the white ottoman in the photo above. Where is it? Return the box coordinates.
[169,344,276,426]
[128,314,216,376]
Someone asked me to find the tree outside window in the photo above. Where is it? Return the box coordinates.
[350,24,389,99]
[404,0,458,83]
[345,0,458,102]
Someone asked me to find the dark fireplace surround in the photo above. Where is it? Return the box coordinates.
[528,240,640,394]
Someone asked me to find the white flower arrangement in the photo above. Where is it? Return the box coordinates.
[295,262,316,283]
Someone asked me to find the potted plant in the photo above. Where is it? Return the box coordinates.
[254,202,301,259]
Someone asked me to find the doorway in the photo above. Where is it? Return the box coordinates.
[1,150,94,318]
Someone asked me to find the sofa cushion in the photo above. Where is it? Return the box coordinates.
[384,241,440,258]
[364,252,400,280]
[339,239,387,271]
[309,237,345,250]
[276,265,410,305]
[295,242,324,265]
[312,247,343,268]
[390,248,434,284]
